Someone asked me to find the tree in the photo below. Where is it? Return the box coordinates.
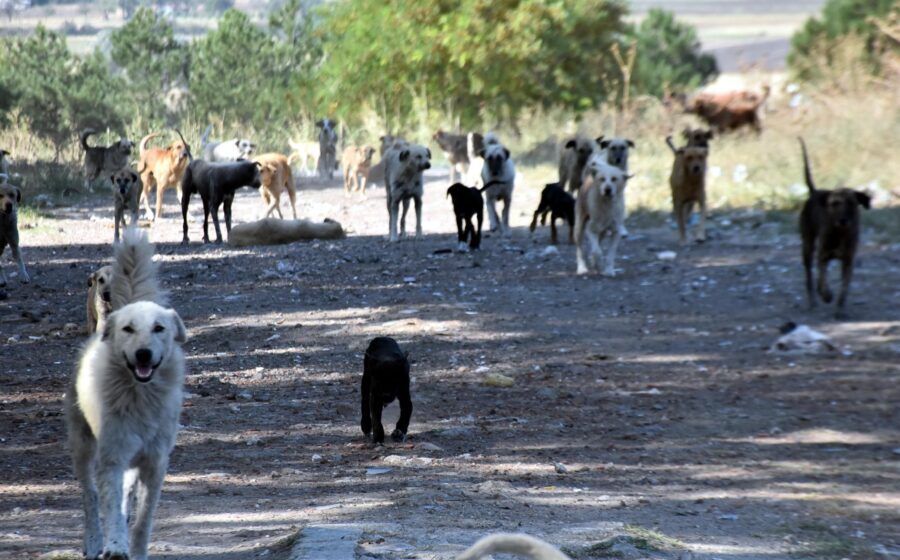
[110,7,188,122]
[4,26,126,160]
[268,0,324,123]
[189,9,292,125]
[788,0,897,81]
[629,9,718,98]
[317,0,630,130]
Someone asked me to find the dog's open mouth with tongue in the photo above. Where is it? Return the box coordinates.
[125,352,161,383]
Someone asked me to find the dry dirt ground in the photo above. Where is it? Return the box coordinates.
[1,168,898,560]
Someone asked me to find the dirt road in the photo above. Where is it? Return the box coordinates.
[1,169,898,559]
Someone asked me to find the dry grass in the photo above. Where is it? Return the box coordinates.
[510,85,899,215]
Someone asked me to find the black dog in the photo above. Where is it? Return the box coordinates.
[360,337,412,444]
[529,182,575,244]
[446,182,483,251]
[180,159,262,244]
[798,138,870,319]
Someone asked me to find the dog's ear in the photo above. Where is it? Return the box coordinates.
[626,139,635,148]
[13,186,21,203]
[477,149,486,159]
[110,174,117,184]
[254,161,263,168]
[1,149,9,157]
[234,140,241,147]
[399,149,410,161]
[425,148,432,160]
[315,120,323,128]
[87,272,95,288]
[169,309,188,343]
[854,191,871,209]
[625,173,635,180]
[565,139,576,149]
[599,139,611,149]
[704,130,714,140]
[503,148,510,160]
[129,171,139,184]
[101,313,116,341]
[594,135,604,145]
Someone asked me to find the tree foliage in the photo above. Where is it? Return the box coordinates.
[317,0,630,130]
[630,9,718,98]
[788,0,898,81]
[110,7,188,121]
[2,26,126,159]
[189,9,295,125]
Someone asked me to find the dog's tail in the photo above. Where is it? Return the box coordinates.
[80,128,97,151]
[479,179,506,192]
[200,124,213,149]
[110,228,165,310]
[455,533,570,560]
[140,133,160,156]
[798,137,816,194]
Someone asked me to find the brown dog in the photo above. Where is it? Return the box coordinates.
[798,139,870,319]
[667,137,709,244]
[138,130,192,221]
[255,153,297,219]
[558,136,603,193]
[342,145,376,193]
[110,168,142,243]
[86,265,113,334]
[687,86,770,134]
[0,182,29,286]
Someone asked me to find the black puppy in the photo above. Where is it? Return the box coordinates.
[180,159,262,244]
[360,337,412,444]
[446,182,483,251]
[529,182,575,244]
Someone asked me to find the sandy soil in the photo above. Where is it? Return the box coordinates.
[1,168,898,560]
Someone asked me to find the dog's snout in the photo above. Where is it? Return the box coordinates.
[101,290,112,302]
[4,202,11,212]
[423,162,431,170]
[135,348,153,365]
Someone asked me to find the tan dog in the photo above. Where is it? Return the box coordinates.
[574,157,629,276]
[558,135,602,193]
[138,130,192,221]
[86,265,113,334]
[288,140,320,175]
[0,182,29,286]
[667,136,709,244]
[228,217,345,246]
[254,153,297,219]
[342,145,376,193]
[110,168,142,243]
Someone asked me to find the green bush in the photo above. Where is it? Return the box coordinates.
[630,9,718,97]
[2,26,127,160]
[788,0,897,81]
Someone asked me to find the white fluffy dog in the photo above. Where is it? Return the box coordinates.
[574,156,630,276]
[479,133,515,235]
[66,228,187,560]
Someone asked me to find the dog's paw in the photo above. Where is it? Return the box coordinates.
[390,429,407,442]
[102,549,129,560]
[457,242,470,252]
[576,264,590,276]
